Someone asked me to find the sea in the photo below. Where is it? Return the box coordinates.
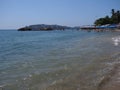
[0,30,120,90]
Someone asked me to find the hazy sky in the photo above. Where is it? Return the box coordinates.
[0,0,120,29]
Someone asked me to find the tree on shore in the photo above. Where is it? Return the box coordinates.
[94,9,120,25]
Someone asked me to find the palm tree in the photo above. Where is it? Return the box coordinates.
[111,9,115,15]
[116,10,120,23]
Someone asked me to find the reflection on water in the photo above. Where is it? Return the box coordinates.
[112,36,120,46]
[0,30,120,90]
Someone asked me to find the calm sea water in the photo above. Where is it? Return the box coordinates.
[0,30,120,90]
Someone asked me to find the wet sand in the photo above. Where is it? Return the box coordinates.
[98,64,120,90]
[114,29,120,32]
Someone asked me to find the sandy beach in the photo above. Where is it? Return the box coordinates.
[98,63,120,90]
[114,29,120,32]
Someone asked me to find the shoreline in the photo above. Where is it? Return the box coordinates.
[98,64,120,90]
[114,29,120,32]
[0,30,120,90]
[98,53,120,90]
[81,29,120,32]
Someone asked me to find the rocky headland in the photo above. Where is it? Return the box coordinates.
[18,24,72,31]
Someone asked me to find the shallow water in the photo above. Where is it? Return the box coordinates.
[0,30,120,90]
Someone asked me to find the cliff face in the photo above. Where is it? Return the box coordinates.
[18,24,71,31]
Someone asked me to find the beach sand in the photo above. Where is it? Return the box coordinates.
[98,64,120,90]
[114,29,120,32]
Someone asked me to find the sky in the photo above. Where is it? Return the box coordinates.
[0,0,120,29]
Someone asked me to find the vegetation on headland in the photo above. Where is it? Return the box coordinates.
[18,24,72,31]
[94,9,120,25]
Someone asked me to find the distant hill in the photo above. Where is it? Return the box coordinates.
[18,24,72,31]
